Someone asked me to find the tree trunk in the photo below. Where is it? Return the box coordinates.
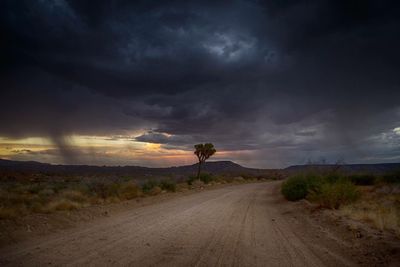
[197,161,202,180]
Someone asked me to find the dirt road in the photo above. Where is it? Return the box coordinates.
[0,182,359,266]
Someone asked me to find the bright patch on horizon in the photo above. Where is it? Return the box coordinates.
[0,134,196,167]
[394,127,400,135]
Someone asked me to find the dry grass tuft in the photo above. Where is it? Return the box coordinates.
[149,186,162,196]
[61,190,88,203]
[46,199,82,211]
[0,206,25,219]
[340,186,400,235]
[119,182,141,200]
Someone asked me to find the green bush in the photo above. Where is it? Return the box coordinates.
[86,182,119,199]
[119,182,140,199]
[141,180,159,193]
[199,173,215,184]
[149,186,162,196]
[348,174,376,185]
[187,173,215,185]
[305,174,324,194]
[316,180,360,209]
[50,182,69,193]
[382,171,400,184]
[105,183,121,197]
[27,184,46,194]
[0,180,146,219]
[160,180,176,192]
[325,173,342,184]
[186,176,196,185]
[281,174,361,208]
[281,176,309,201]
[61,190,88,203]
[240,173,254,180]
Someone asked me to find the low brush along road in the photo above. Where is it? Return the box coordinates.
[0,181,358,266]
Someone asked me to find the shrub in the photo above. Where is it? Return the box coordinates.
[316,180,360,209]
[119,182,140,199]
[50,182,69,193]
[85,182,123,199]
[305,174,324,194]
[348,174,376,185]
[0,207,25,219]
[141,180,159,193]
[341,199,400,233]
[187,173,215,185]
[233,176,246,183]
[382,171,400,184]
[149,186,162,196]
[30,202,49,213]
[86,182,109,198]
[240,173,253,180]
[187,176,196,185]
[325,173,342,184]
[222,176,234,183]
[199,173,215,184]
[47,199,81,211]
[61,190,88,203]
[189,179,205,189]
[281,176,309,201]
[105,183,121,198]
[38,188,55,197]
[160,180,176,192]
[26,183,46,194]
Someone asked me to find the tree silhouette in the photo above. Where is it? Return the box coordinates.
[194,143,216,180]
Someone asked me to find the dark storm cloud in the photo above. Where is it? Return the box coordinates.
[1,0,399,167]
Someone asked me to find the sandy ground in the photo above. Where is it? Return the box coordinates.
[0,181,399,266]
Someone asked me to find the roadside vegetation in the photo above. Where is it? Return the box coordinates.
[281,171,400,234]
[0,144,277,220]
[0,180,143,219]
[0,174,269,220]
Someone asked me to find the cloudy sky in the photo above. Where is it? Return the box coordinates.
[0,0,399,168]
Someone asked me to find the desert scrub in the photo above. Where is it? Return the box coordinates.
[86,182,123,199]
[187,173,215,185]
[382,171,400,184]
[119,182,141,199]
[149,186,162,196]
[341,189,400,235]
[141,180,159,193]
[160,180,176,192]
[343,205,399,234]
[61,190,89,203]
[281,176,309,201]
[141,179,177,195]
[186,176,196,185]
[0,180,145,219]
[348,174,376,185]
[281,174,325,201]
[47,199,82,211]
[313,180,360,209]
[0,206,27,219]
[199,173,215,184]
[281,174,360,208]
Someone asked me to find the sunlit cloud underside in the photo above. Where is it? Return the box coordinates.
[0,135,246,167]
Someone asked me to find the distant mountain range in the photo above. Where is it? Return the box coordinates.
[284,163,400,175]
[0,159,399,182]
[0,159,278,181]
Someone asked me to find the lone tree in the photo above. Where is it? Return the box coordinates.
[194,143,216,179]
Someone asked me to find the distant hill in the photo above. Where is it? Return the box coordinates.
[284,163,400,174]
[0,159,278,182]
[1,159,399,182]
